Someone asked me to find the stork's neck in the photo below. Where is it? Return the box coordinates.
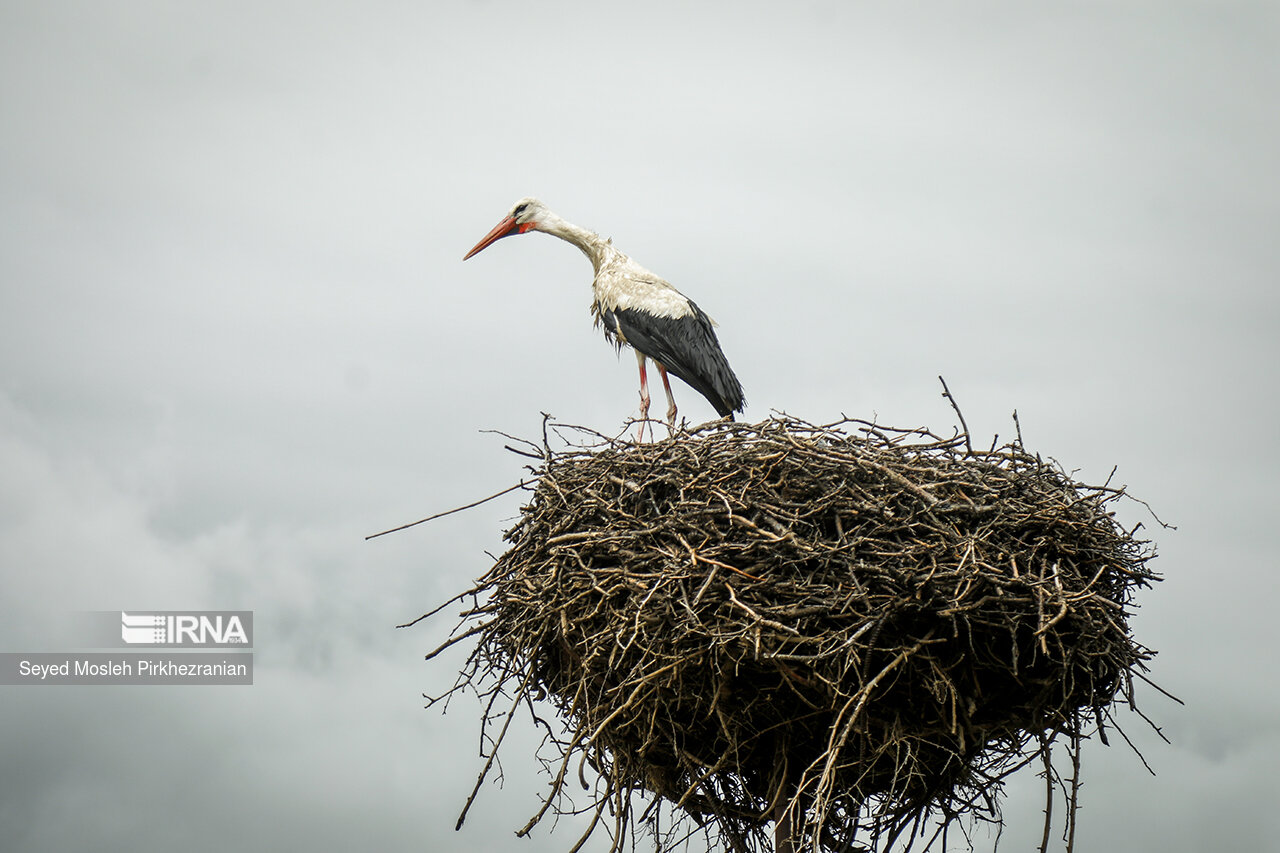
[537,213,617,274]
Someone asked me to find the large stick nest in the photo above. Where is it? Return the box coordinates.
[418,415,1162,852]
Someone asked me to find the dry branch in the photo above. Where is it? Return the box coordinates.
[411,414,1163,852]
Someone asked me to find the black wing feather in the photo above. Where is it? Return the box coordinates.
[605,302,746,418]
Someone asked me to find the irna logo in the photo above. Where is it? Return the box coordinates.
[120,611,252,647]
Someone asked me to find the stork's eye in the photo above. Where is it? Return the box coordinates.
[514,203,529,217]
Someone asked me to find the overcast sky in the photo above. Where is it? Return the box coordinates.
[1,2,1277,851]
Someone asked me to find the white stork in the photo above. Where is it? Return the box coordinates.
[463,198,746,436]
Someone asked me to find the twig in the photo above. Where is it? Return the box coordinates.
[1038,734,1055,853]
[1066,731,1082,853]
[454,664,535,830]
[938,375,974,455]
[365,479,530,539]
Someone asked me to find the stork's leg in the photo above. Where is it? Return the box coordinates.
[635,350,651,442]
[656,363,678,428]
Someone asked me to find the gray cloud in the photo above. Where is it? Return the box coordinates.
[2,2,1276,850]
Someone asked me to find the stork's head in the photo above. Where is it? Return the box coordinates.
[463,197,548,260]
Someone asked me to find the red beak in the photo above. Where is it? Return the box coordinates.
[463,214,520,260]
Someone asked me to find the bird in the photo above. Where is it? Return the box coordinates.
[463,197,745,437]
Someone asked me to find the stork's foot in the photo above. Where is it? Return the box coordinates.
[660,408,678,440]
[657,364,678,439]
[637,395,651,442]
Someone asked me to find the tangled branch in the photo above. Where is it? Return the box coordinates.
[412,413,1164,852]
